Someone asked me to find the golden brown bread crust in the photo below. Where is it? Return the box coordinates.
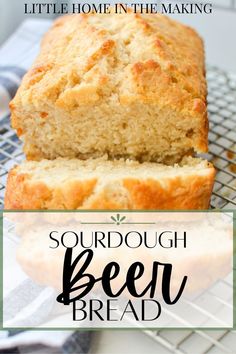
[4,168,97,210]
[10,12,208,162]
[12,14,207,110]
[5,164,215,210]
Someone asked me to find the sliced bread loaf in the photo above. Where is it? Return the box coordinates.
[10,13,207,164]
[5,156,215,210]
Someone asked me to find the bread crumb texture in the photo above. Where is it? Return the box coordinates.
[10,12,208,163]
[5,156,215,210]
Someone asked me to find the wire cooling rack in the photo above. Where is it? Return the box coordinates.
[0,65,236,353]
[207,66,236,209]
[139,67,236,354]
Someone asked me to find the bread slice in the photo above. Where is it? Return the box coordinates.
[10,12,207,164]
[5,156,215,210]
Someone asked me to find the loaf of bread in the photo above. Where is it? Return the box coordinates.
[10,12,207,163]
[5,156,215,210]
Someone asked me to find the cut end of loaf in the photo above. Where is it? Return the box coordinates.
[10,12,208,163]
[4,156,215,210]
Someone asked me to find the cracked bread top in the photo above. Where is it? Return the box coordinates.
[13,12,206,112]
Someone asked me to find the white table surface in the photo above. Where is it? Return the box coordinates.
[170,7,236,74]
[90,330,171,354]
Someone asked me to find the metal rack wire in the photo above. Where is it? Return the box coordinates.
[145,276,234,354]
[141,66,236,354]
[0,65,235,353]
